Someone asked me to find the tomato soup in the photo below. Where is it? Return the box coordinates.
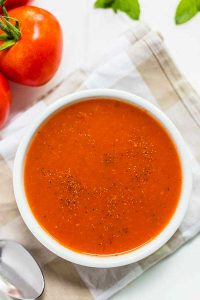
[24,99,182,255]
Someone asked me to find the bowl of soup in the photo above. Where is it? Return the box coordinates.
[13,89,192,268]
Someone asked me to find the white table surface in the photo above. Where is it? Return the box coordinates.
[27,0,200,298]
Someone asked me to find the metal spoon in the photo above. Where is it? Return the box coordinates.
[0,240,44,299]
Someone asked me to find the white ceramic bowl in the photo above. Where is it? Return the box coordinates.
[13,89,192,268]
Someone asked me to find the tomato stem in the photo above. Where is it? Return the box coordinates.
[0,0,6,6]
[2,6,8,17]
[0,2,21,51]
[0,33,8,40]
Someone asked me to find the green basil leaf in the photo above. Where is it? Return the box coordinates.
[94,0,115,9]
[175,0,198,24]
[116,0,140,20]
[95,0,140,20]
[196,0,200,10]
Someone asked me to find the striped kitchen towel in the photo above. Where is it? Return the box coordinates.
[0,24,200,300]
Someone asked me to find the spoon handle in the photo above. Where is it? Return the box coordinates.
[0,273,22,298]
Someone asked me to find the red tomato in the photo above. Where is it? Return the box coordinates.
[4,0,30,10]
[0,6,63,86]
[0,73,11,128]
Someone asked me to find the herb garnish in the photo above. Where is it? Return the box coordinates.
[94,0,200,25]
[175,0,200,24]
[94,0,140,20]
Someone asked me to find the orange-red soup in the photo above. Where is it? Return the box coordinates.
[24,99,182,255]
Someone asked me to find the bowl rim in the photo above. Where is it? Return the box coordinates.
[13,89,192,268]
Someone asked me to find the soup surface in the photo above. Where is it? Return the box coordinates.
[24,98,182,255]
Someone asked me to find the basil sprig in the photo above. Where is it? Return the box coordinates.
[94,0,140,20]
[94,0,200,25]
[175,0,200,24]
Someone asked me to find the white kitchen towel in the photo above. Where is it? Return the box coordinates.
[0,24,200,300]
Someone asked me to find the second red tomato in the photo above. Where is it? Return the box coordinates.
[0,73,11,128]
[4,0,29,10]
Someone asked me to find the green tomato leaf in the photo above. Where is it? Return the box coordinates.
[94,0,140,20]
[175,0,198,24]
